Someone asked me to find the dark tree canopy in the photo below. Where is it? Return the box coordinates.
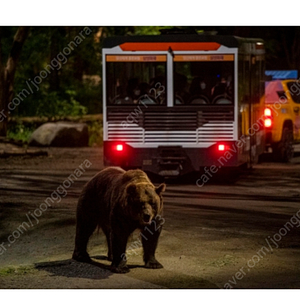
[0,26,300,137]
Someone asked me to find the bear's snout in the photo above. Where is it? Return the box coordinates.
[143,213,151,223]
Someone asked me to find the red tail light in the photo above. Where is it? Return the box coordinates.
[264,108,272,128]
[116,144,123,151]
[218,144,225,151]
[264,108,272,117]
[264,118,272,128]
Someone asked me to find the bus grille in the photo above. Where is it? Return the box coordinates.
[107,108,235,144]
[107,123,144,143]
[144,111,198,130]
[197,121,234,142]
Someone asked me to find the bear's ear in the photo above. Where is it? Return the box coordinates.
[155,183,166,196]
[126,183,137,196]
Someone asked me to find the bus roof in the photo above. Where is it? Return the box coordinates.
[103,34,263,49]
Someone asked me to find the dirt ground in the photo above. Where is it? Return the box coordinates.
[1,144,300,289]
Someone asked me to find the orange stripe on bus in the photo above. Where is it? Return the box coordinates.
[106,55,167,62]
[119,42,221,51]
[174,54,234,61]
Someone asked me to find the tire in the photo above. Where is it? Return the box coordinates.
[273,127,294,162]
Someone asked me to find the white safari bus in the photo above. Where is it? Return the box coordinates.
[102,32,265,177]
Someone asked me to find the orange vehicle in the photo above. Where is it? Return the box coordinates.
[264,71,300,162]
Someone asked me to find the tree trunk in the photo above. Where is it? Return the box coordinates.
[49,27,65,92]
[0,27,30,136]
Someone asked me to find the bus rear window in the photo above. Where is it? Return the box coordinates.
[173,55,234,105]
[106,55,166,106]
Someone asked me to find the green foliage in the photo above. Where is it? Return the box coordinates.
[131,26,169,36]
[87,121,103,146]
[0,267,16,276]
[102,26,174,38]
[35,91,88,118]
[7,122,36,142]
[0,265,34,276]
[10,26,101,118]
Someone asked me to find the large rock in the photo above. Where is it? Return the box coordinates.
[29,122,89,147]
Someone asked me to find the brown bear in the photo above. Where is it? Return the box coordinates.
[72,166,166,273]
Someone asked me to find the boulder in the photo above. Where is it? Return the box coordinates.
[29,122,89,147]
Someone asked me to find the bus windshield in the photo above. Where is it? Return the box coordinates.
[174,55,234,105]
[106,55,167,106]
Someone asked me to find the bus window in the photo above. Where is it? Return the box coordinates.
[173,56,234,105]
[106,56,167,106]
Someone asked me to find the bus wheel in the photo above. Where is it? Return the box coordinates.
[273,128,294,162]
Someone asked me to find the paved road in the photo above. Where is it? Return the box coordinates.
[0,147,300,288]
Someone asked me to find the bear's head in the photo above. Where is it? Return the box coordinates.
[126,182,166,227]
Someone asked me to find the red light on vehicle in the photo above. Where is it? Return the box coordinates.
[116,144,123,151]
[264,118,272,128]
[264,108,272,117]
[264,108,272,128]
[218,144,225,151]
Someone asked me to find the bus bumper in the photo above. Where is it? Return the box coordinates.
[103,141,246,177]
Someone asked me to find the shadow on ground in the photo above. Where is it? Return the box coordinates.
[35,257,218,288]
[35,258,112,280]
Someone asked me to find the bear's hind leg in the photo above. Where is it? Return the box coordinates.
[102,225,113,261]
[73,217,97,263]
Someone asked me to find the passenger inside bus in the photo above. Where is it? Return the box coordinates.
[174,74,233,105]
[211,75,233,104]
[189,77,210,104]
[114,78,156,105]
[173,60,234,105]
[174,73,190,104]
[106,61,166,105]
[211,77,227,98]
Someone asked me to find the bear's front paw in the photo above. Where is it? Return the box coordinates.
[111,260,130,273]
[111,265,130,273]
[72,251,91,263]
[145,259,163,269]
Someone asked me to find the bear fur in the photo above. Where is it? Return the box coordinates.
[72,166,166,273]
